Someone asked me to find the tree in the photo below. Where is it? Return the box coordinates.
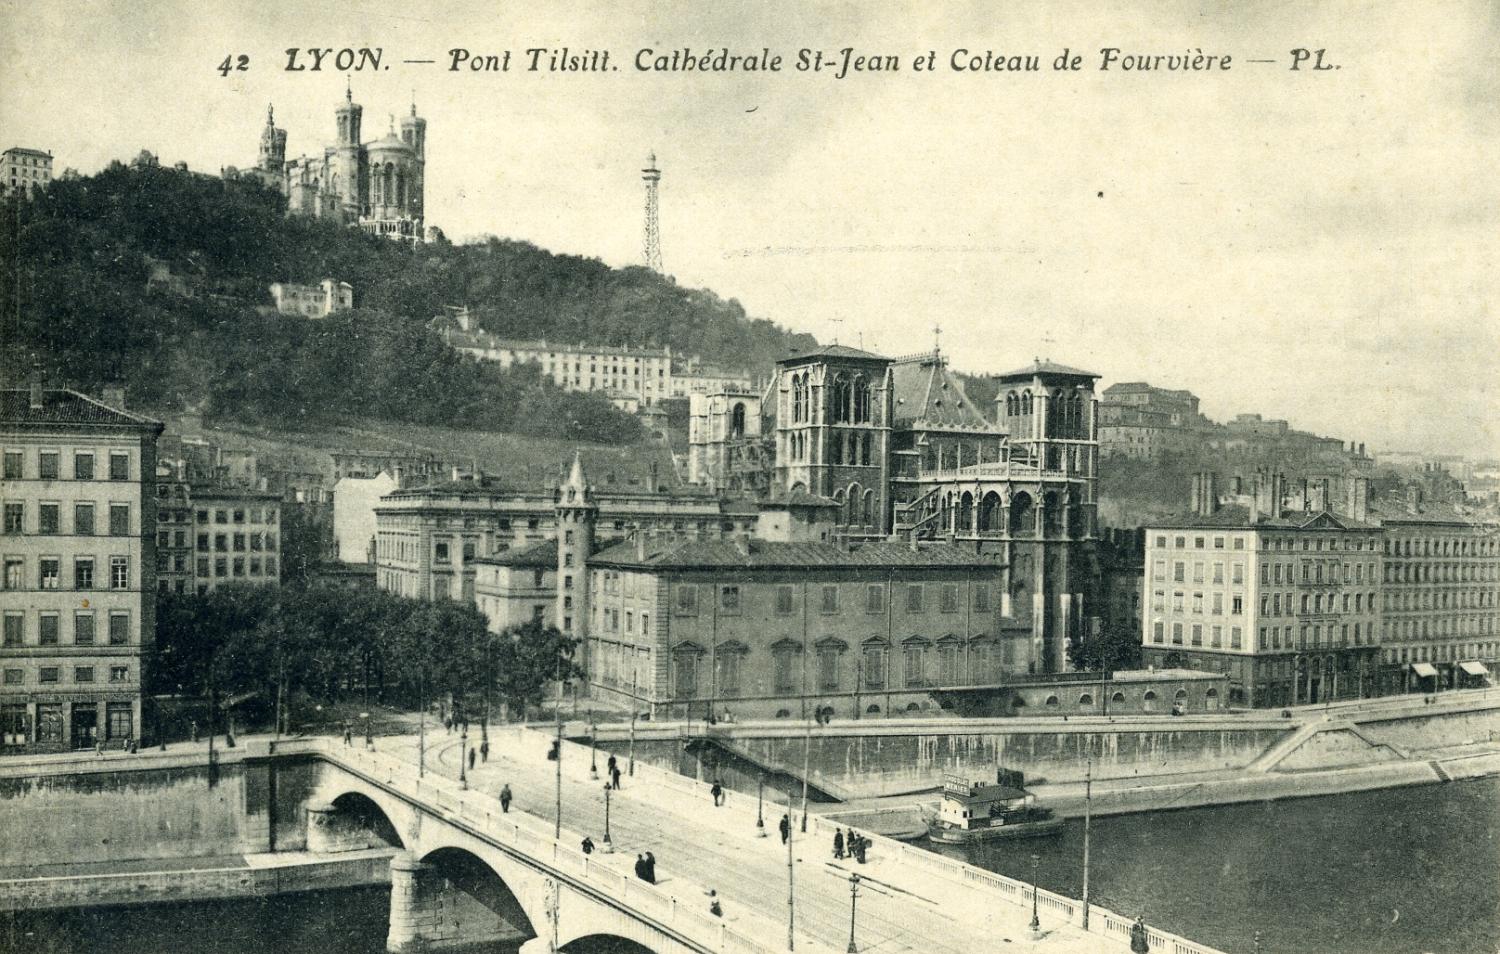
[493,619,586,721]
[1068,624,1143,673]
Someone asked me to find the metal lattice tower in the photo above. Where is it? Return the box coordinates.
[641,152,663,272]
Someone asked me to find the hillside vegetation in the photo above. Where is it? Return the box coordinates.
[1,162,813,442]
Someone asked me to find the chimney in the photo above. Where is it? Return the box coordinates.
[647,460,659,494]
[1359,442,1366,457]
[1347,476,1369,522]
[1406,485,1422,514]
[635,529,646,560]
[1190,474,1202,515]
[1204,473,1219,516]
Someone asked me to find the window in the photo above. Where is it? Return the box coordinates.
[73,452,95,480]
[108,452,129,481]
[720,585,741,614]
[866,584,885,613]
[38,667,59,684]
[3,503,21,534]
[75,612,94,645]
[941,584,960,613]
[3,557,20,590]
[1191,624,1203,646]
[1173,562,1185,582]
[39,503,59,534]
[214,533,227,552]
[1172,623,1183,645]
[215,509,227,524]
[906,584,924,612]
[39,451,59,480]
[773,645,798,693]
[39,613,59,645]
[110,556,128,589]
[862,644,887,689]
[776,585,794,615]
[821,585,839,614]
[39,557,59,589]
[1231,596,1243,615]
[74,666,95,683]
[2,669,20,685]
[109,612,129,645]
[434,541,450,564]
[1230,626,1243,649]
[1232,563,1244,585]
[109,504,130,536]
[2,451,20,479]
[233,533,246,552]
[196,558,209,577]
[973,584,991,612]
[233,557,245,576]
[1152,621,1164,643]
[1193,562,1205,583]
[674,584,699,616]
[1,612,22,646]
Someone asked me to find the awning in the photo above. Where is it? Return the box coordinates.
[1411,662,1439,678]
[1459,661,1491,677]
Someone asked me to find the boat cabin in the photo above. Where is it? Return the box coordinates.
[936,772,1037,829]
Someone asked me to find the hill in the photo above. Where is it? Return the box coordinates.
[0,161,815,441]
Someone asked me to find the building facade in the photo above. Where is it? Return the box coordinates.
[1371,493,1499,694]
[433,327,675,407]
[182,488,282,593]
[242,94,425,243]
[1140,477,1384,708]
[1097,382,1202,460]
[474,540,560,635]
[585,537,1010,721]
[270,279,354,318]
[2,147,53,197]
[2,388,162,752]
[687,388,770,494]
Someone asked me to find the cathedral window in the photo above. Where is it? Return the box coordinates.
[853,374,871,423]
[831,373,851,424]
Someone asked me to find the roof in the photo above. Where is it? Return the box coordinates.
[778,344,889,365]
[366,132,412,151]
[1,389,163,432]
[444,331,670,359]
[3,147,51,158]
[891,354,1001,431]
[1365,498,1496,528]
[993,359,1099,381]
[589,538,999,570]
[475,539,559,568]
[1147,504,1382,532]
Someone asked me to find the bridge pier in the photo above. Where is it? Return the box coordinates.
[386,852,529,953]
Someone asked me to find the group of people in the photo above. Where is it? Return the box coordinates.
[832,828,869,863]
[607,754,623,789]
[633,852,658,883]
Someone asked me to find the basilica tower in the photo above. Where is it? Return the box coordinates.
[333,83,364,220]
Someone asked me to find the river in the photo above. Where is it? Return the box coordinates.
[4,779,1495,954]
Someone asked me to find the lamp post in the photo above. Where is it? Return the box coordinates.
[800,711,813,833]
[459,723,468,789]
[628,711,636,777]
[846,873,861,954]
[1028,852,1041,938]
[418,667,426,779]
[589,710,599,781]
[1081,758,1092,930]
[362,711,371,750]
[601,782,614,853]
[756,772,767,837]
[786,787,796,952]
[554,681,565,841]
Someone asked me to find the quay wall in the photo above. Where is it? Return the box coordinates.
[0,747,323,868]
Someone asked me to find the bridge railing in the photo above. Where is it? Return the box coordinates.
[507,725,1230,954]
[319,735,844,954]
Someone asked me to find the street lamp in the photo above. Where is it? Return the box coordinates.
[628,711,637,777]
[361,711,372,750]
[554,681,566,841]
[1081,758,1092,930]
[846,873,861,954]
[756,772,767,837]
[589,710,599,781]
[601,782,614,853]
[800,711,813,833]
[1028,853,1041,938]
[459,723,468,789]
[418,668,427,779]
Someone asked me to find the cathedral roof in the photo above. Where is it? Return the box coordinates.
[993,358,1099,381]
[778,343,889,365]
[367,132,413,152]
[589,538,999,570]
[891,353,1001,432]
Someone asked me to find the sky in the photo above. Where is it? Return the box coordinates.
[2,0,1496,458]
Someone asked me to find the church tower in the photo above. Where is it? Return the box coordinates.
[774,345,894,539]
[333,82,364,220]
[258,104,286,172]
[555,452,596,644]
[398,100,427,223]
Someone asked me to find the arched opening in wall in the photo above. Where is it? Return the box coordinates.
[1111,691,1126,705]
[1011,697,1027,711]
[862,489,876,527]
[1009,492,1034,537]
[853,374,871,423]
[1077,693,1094,709]
[561,936,659,954]
[1043,492,1062,536]
[1205,688,1219,710]
[775,708,792,718]
[329,791,404,849]
[905,702,921,712]
[417,846,536,948]
[1142,691,1157,713]
[731,403,746,438]
[957,492,974,532]
[831,373,851,423]
[865,704,881,715]
[1043,695,1059,708]
[818,705,836,722]
[978,492,1001,532]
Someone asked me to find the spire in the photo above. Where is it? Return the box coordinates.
[411,89,417,116]
[345,76,352,102]
[266,103,275,125]
[566,450,588,490]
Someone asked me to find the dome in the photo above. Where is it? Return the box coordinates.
[367,132,412,153]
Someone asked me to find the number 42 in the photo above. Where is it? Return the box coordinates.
[218,54,250,76]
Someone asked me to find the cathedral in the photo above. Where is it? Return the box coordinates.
[244,86,426,243]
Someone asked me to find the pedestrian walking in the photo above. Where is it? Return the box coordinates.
[854,835,867,865]
[190,720,198,743]
[833,830,845,860]
[94,739,103,758]
[481,739,490,763]
[779,814,791,845]
[611,765,622,790]
[499,783,513,813]
[343,725,353,746]
[711,780,724,807]
[644,852,656,883]
[444,716,453,734]
[634,854,647,881]
[607,754,618,777]
[706,889,722,917]
[581,836,595,855]
[128,737,138,754]
[468,747,476,771]
[1130,916,1150,954]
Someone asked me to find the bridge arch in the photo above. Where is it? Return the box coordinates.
[561,935,661,954]
[329,791,404,848]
